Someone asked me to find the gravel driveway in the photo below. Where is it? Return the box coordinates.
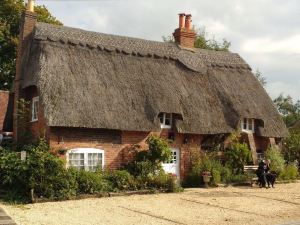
[1,181,300,225]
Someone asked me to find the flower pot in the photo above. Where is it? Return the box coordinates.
[203,175,211,183]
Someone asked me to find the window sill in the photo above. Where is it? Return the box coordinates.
[241,129,254,134]
[160,125,171,129]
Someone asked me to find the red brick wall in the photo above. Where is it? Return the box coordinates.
[48,127,203,179]
[254,135,270,152]
[13,11,37,141]
[19,86,50,142]
[0,91,9,132]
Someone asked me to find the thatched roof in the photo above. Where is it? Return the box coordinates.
[20,22,287,137]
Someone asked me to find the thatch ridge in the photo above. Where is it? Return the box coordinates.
[33,22,250,73]
[20,23,287,137]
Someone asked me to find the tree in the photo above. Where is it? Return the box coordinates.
[274,94,300,127]
[254,69,267,87]
[163,27,231,51]
[282,130,300,165]
[0,0,62,91]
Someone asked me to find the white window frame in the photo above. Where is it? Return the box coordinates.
[31,96,39,122]
[241,118,255,133]
[159,113,172,129]
[66,148,105,171]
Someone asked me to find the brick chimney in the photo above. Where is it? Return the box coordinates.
[13,0,37,141]
[173,13,196,48]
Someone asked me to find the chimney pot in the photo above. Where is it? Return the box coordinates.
[185,14,192,30]
[178,13,185,29]
[27,0,35,12]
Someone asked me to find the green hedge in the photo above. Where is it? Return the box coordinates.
[0,137,182,203]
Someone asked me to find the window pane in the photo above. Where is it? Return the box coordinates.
[87,153,103,171]
[165,118,171,126]
[69,153,84,170]
[243,118,247,130]
[158,113,164,124]
[248,119,252,130]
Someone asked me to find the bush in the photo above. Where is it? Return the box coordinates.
[150,173,182,192]
[184,156,223,187]
[265,147,285,174]
[279,163,299,180]
[105,170,136,191]
[76,170,111,194]
[225,143,252,175]
[0,140,78,201]
[124,135,182,192]
[282,130,300,166]
[0,136,181,202]
[228,174,247,183]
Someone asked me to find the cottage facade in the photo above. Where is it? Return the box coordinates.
[7,3,287,179]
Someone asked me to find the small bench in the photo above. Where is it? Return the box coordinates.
[244,165,259,186]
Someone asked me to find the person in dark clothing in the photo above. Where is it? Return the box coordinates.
[256,160,268,188]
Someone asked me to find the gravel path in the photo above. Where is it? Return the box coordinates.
[0,207,16,225]
[1,181,300,225]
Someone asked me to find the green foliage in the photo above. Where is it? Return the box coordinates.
[147,172,182,192]
[0,0,62,90]
[227,174,247,183]
[0,139,77,201]
[273,94,300,127]
[75,170,111,194]
[265,147,285,174]
[194,28,231,51]
[282,130,300,165]
[0,136,180,202]
[105,170,136,191]
[146,135,172,163]
[225,143,252,175]
[279,163,299,180]
[125,135,172,179]
[254,69,267,87]
[162,27,230,51]
[16,98,32,147]
[184,156,224,187]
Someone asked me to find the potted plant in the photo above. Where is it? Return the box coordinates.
[202,171,212,188]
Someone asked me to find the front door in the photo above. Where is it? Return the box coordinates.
[162,148,180,178]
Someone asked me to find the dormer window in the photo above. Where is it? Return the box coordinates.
[158,113,172,129]
[241,118,254,133]
[31,96,39,122]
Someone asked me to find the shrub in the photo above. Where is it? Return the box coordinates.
[105,170,136,191]
[184,156,223,186]
[220,166,232,183]
[0,139,78,201]
[227,174,247,183]
[279,163,299,180]
[147,172,182,192]
[76,170,111,194]
[225,143,252,175]
[265,147,285,174]
[282,130,300,166]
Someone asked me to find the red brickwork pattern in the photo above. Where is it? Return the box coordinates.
[0,91,9,132]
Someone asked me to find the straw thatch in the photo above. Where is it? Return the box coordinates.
[20,22,287,137]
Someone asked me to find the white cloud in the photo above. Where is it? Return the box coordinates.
[267,80,300,101]
[242,35,300,54]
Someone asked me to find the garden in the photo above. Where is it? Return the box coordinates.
[0,130,299,203]
[0,136,182,203]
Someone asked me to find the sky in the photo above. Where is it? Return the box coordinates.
[38,0,300,101]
